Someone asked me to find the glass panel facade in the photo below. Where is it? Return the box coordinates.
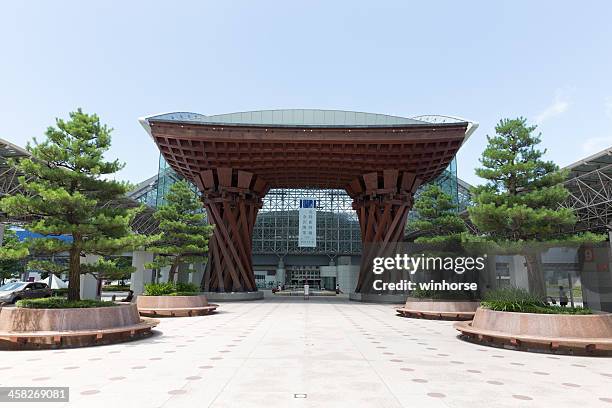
[254,188,360,255]
[156,155,185,207]
[132,183,158,208]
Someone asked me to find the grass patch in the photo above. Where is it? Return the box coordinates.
[143,282,200,296]
[169,291,200,296]
[16,298,118,309]
[481,287,591,315]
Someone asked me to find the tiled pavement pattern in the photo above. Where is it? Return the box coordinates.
[1,296,611,408]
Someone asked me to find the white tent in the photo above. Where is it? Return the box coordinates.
[37,274,68,289]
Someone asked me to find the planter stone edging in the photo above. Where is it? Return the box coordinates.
[454,307,612,355]
[397,298,479,320]
[349,292,408,304]
[136,294,218,317]
[200,291,264,302]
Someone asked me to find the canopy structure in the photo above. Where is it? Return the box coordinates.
[141,109,477,293]
[562,146,612,233]
[37,274,68,289]
[0,138,30,206]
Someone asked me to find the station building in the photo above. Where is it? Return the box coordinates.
[2,111,611,308]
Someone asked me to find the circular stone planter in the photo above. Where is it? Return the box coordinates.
[0,303,158,350]
[349,292,408,304]
[200,291,264,302]
[397,298,479,320]
[136,295,218,317]
[274,290,337,297]
[454,307,612,356]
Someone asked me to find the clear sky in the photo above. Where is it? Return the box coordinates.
[1,1,611,186]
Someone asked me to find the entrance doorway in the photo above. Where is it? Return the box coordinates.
[286,265,321,289]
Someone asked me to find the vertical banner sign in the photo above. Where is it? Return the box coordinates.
[298,198,317,247]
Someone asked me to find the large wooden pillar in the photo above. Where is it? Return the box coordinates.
[194,168,268,292]
[347,170,422,293]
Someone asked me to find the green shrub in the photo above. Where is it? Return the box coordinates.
[17,298,118,309]
[102,285,131,292]
[481,287,592,314]
[175,282,199,293]
[529,305,592,315]
[482,287,543,306]
[144,282,175,296]
[143,282,200,296]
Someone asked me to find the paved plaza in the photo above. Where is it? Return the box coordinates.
[1,296,611,408]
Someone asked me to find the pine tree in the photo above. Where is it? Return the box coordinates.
[28,257,135,284]
[469,117,597,297]
[0,229,27,284]
[0,109,153,300]
[407,184,466,243]
[146,180,213,284]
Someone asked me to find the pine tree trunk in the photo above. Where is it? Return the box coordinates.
[67,243,81,301]
[525,253,546,299]
[168,262,178,283]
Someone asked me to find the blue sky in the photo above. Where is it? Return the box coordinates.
[1,1,611,186]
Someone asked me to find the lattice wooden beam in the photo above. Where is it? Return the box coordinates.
[150,122,467,189]
[348,170,421,293]
[198,168,268,292]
